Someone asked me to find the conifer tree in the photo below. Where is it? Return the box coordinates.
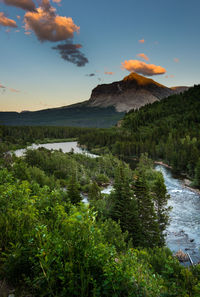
[111,164,140,245]
[67,173,82,204]
[133,173,160,248]
[152,172,170,246]
[88,181,102,202]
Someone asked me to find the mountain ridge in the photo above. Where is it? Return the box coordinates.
[0,73,190,127]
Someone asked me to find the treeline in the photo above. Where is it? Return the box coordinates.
[78,85,200,187]
[1,149,200,296]
[0,125,94,145]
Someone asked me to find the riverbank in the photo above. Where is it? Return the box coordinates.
[154,161,200,195]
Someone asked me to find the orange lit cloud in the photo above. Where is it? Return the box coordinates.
[104,71,114,75]
[174,58,179,63]
[0,12,17,27]
[24,0,79,42]
[52,0,61,2]
[139,39,145,43]
[121,60,166,76]
[3,0,36,11]
[136,53,149,61]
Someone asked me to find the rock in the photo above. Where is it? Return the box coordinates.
[174,249,189,262]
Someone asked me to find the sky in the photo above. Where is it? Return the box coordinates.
[0,0,200,112]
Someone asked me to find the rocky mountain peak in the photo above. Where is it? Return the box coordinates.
[88,73,175,112]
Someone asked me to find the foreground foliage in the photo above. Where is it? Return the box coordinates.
[0,165,200,296]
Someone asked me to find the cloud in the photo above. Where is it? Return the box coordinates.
[121,60,166,76]
[0,83,6,89]
[136,53,149,61]
[3,0,36,11]
[52,0,61,3]
[24,0,79,42]
[9,88,20,92]
[174,58,179,63]
[104,71,114,75]
[0,82,20,93]
[0,12,17,27]
[86,73,95,77]
[52,41,88,66]
[139,39,145,43]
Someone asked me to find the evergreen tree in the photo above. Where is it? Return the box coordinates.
[111,164,140,245]
[67,173,82,204]
[88,181,102,202]
[133,173,160,248]
[152,172,170,246]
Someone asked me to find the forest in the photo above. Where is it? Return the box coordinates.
[1,84,200,296]
[78,85,200,188]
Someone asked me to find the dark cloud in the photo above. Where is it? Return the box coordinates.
[86,73,95,77]
[52,41,88,67]
[0,12,17,27]
[3,0,36,11]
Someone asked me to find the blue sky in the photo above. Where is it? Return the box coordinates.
[0,0,200,111]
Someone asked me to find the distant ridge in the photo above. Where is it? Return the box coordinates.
[0,73,190,127]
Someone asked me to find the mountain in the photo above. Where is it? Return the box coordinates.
[0,73,189,127]
[0,106,124,128]
[88,73,184,112]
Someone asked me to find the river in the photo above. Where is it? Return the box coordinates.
[14,141,97,158]
[156,165,200,263]
[14,142,200,262]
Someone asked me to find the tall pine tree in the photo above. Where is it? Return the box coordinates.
[111,164,140,245]
[67,173,82,204]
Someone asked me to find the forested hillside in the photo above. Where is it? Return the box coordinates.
[78,85,200,187]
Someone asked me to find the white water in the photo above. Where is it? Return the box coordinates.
[156,165,200,263]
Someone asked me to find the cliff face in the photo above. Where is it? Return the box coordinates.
[88,73,180,112]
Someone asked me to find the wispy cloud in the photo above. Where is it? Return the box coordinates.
[3,0,36,11]
[52,41,88,66]
[104,71,114,75]
[122,59,166,76]
[0,83,6,89]
[0,82,20,94]
[0,12,17,27]
[9,88,20,92]
[136,53,149,61]
[174,58,179,63]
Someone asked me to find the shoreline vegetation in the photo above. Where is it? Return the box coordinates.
[8,139,200,196]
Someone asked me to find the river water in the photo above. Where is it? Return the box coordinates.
[14,142,200,262]
[14,141,97,158]
[156,165,200,263]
